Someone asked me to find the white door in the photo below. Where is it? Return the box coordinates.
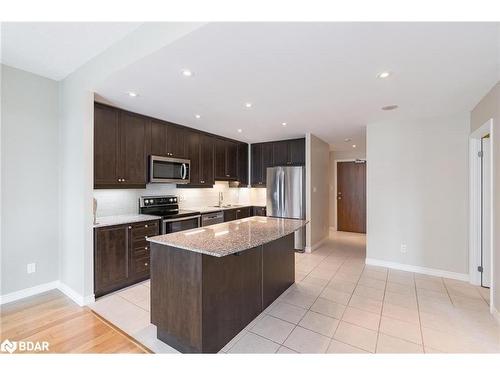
[481,136,491,288]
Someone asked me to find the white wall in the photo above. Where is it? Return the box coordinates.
[306,133,330,251]
[471,82,499,313]
[366,113,470,277]
[329,148,367,229]
[1,65,59,295]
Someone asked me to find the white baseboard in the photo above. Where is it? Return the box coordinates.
[57,282,95,306]
[0,280,95,306]
[305,235,329,253]
[365,258,470,282]
[0,281,60,305]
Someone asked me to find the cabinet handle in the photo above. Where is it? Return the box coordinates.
[145,262,148,266]
[144,236,148,239]
[128,226,132,229]
[144,246,148,250]
[145,224,148,228]
[226,174,230,177]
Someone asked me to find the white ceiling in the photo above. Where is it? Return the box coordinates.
[1,22,141,80]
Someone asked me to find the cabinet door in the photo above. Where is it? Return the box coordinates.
[186,130,201,184]
[214,138,227,179]
[237,142,249,186]
[272,141,288,166]
[94,104,120,186]
[150,120,167,157]
[223,209,237,222]
[236,207,251,219]
[261,143,274,186]
[250,143,263,186]
[288,138,305,165]
[166,124,187,158]
[94,225,129,296]
[226,141,238,179]
[120,112,147,186]
[200,134,215,185]
[252,206,266,217]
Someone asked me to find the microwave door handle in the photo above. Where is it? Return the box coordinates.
[181,164,187,179]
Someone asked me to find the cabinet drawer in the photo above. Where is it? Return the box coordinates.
[133,243,150,258]
[132,255,150,276]
[129,221,159,240]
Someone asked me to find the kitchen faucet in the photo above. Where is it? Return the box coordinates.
[218,192,224,207]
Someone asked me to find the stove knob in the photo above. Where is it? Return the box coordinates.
[145,199,149,204]
[169,198,174,202]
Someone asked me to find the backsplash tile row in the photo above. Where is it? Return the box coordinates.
[93,182,267,217]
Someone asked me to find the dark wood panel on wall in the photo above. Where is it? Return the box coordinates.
[337,161,366,233]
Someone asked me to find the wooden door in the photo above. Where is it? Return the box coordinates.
[261,143,274,185]
[337,161,366,233]
[226,141,238,179]
[166,124,187,158]
[149,120,167,157]
[251,143,263,186]
[288,138,305,165]
[94,225,129,296]
[200,134,215,185]
[186,130,201,184]
[94,104,120,186]
[120,112,147,186]
[237,142,249,186]
[214,138,227,179]
[272,141,288,166]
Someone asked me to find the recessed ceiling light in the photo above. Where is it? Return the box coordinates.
[344,138,352,142]
[195,114,201,119]
[381,105,399,111]
[377,71,391,79]
[237,129,243,133]
[245,102,252,108]
[181,69,193,77]
[352,144,357,148]
[126,91,138,97]
[282,122,287,127]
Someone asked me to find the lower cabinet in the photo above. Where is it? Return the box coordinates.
[252,206,266,217]
[223,206,251,222]
[94,220,159,297]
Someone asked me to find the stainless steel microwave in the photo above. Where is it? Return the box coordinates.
[149,155,190,184]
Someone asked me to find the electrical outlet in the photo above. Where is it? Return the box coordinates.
[27,263,36,274]
[400,243,407,254]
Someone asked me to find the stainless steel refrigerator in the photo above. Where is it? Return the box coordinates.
[266,166,306,251]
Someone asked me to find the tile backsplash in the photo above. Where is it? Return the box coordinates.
[94,182,267,217]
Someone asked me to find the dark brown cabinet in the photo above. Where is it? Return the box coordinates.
[94,220,159,297]
[94,104,147,188]
[237,142,249,186]
[250,138,305,187]
[183,132,215,187]
[166,124,187,158]
[223,206,251,222]
[215,138,238,180]
[252,206,266,217]
[200,135,215,185]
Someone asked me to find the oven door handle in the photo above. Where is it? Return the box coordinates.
[162,215,201,223]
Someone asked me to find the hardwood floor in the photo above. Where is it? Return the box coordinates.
[0,290,149,353]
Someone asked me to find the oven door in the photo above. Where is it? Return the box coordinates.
[150,155,190,184]
[162,215,201,234]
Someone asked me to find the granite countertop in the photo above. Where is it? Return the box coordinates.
[147,216,308,257]
[183,204,253,214]
[93,214,161,228]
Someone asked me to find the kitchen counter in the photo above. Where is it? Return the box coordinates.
[181,204,254,214]
[93,214,161,228]
[147,216,307,257]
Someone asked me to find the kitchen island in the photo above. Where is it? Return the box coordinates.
[147,216,307,353]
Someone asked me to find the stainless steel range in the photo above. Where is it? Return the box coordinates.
[139,195,201,234]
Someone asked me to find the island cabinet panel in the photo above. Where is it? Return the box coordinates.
[150,232,296,353]
[262,234,295,309]
[201,247,262,353]
[151,245,203,353]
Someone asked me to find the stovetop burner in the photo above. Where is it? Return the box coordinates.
[138,195,200,219]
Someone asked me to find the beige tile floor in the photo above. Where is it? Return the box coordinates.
[89,231,500,354]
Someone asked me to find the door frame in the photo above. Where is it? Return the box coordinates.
[333,158,367,232]
[469,119,494,311]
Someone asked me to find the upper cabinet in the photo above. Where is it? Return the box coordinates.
[250,138,305,187]
[214,138,238,180]
[148,119,187,159]
[94,104,147,189]
[182,131,215,187]
[237,142,249,186]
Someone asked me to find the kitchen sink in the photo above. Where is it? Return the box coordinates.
[211,204,242,208]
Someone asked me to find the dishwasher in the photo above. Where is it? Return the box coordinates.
[201,211,224,227]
